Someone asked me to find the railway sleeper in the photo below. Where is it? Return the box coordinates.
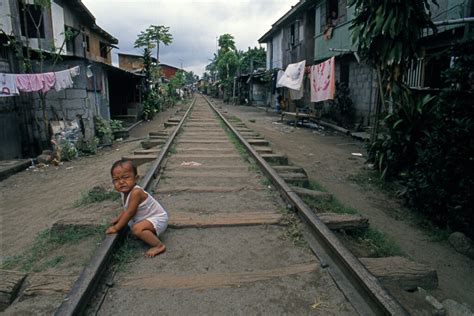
[252,146,273,154]
[290,185,333,200]
[277,172,309,187]
[316,212,369,231]
[247,139,269,146]
[122,155,157,166]
[141,139,165,149]
[168,212,285,228]
[360,256,438,291]
[149,131,169,137]
[134,149,161,155]
[261,153,288,165]
[164,121,179,128]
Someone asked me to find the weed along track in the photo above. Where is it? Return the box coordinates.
[57,95,406,315]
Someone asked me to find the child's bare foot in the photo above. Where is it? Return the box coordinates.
[145,244,166,257]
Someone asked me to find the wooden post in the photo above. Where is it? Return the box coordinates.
[370,65,385,143]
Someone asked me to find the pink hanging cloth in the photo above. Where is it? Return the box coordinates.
[42,72,56,92]
[310,57,335,103]
[16,73,56,93]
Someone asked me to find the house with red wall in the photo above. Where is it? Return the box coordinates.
[160,64,180,80]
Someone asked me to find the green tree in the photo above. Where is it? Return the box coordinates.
[239,46,266,74]
[134,25,173,119]
[218,33,236,53]
[215,34,239,100]
[349,0,437,140]
[135,25,172,64]
[184,70,199,85]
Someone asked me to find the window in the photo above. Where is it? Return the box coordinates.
[289,21,300,47]
[100,42,108,58]
[65,26,79,54]
[327,0,339,22]
[19,1,45,38]
[85,35,90,52]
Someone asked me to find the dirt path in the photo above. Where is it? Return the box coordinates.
[220,101,474,310]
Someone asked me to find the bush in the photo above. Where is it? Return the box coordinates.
[368,40,474,238]
[327,82,356,128]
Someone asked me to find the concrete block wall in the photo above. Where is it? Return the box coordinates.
[332,60,377,126]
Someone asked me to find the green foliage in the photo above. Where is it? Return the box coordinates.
[348,227,404,257]
[73,186,120,207]
[58,138,77,161]
[368,91,437,179]
[1,225,105,272]
[109,119,123,132]
[349,0,437,97]
[184,70,199,84]
[218,33,236,52]
[77,137,99,155]
[94,116,113,143]
[368,40,474,238]
[134,25,172,62]
[169,69,186,89]
[326,82,356,128]
[239,46,266,74]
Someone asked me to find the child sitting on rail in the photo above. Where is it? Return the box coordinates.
[106,159,168,257]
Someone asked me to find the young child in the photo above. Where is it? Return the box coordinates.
[106,159,168,257]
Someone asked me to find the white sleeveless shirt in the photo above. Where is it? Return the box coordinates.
[122,185,168,227]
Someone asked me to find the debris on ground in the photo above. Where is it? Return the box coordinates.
[180,161,203,167]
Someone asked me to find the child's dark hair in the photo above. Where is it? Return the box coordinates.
[111,159,137,176]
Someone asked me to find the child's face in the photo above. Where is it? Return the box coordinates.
[111,163,138,193]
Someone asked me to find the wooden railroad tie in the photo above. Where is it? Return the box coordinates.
[290,186,333,200]
[261,154,288,165]
[122,155,157,166]
[169,212,284,228]
[360,256,438,291]
[118,262,318,290]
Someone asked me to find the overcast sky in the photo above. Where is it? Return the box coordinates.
[81,0,297,76]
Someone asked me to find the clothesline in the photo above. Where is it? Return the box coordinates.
[0,66,80,98]
[275,57,335,102]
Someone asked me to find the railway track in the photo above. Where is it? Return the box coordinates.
[56,95,407,315]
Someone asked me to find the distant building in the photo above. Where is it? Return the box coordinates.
[0,0,142,159]
[160,64,180,80]
[118,53,157,74]
[259,0,473,127]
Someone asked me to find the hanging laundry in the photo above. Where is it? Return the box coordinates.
[54,69,74,91]
[0,73,19,97]
[42,72,56,92]
[277,60,306,91]
[275,70,285,88]
[310,57,335,102]
[289,82,304,100]
[16,73,56,93]
[69,66,80,77]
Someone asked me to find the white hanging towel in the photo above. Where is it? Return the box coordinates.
[277,60,306,91]
[70,66,80,77]
[54,69,74,91]
[310,57,335,102]
[54,66,80,91]
[289,83,304,100]
[0,73,20,97]
[276,70,285,88]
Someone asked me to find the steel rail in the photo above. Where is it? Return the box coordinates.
[203,95,408,316]
[54,97,197,316]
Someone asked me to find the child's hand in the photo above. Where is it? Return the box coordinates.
[111,216,120,225]
[105,226,118,234]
